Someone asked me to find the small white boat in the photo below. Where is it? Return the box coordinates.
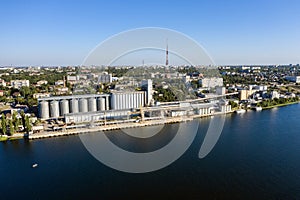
[32,163,38,168]
[254,107,262,111]
[235,109,246,114]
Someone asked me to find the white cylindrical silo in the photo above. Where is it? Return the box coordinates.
[111,94,115,110]
[122,93,126,109]
[50,100,59,118]
[105,96,110,110]
[60,99,69,116]
[138,93,141,108]
[70,98,79,113]
[88,97,97,112]
[97,98,101,111]
[97,98,106,111]
[125,93,129,109]
[142,92,145,107]
[117,94,121,110]
[39,101,49,119]
[133,93,137,108]
[79,98,88,113]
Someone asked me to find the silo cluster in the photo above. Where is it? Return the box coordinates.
[110,91,145,110]
[38,94,110,119]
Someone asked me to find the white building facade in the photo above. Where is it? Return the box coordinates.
[11,80,30,89]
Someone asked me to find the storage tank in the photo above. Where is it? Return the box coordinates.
[88,97,97,112]
[97,98,101,111]
[39,101,49,119]
[60,99,69,116]
[105,96,110,110]
[100,98,106,111]
[79,98,88,113]
[111,94,116,110]
[70,98,79,113]
[50,100,60,118]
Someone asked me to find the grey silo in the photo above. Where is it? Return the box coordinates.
[110,92,146,110]
[60,99,70,116]
[70,98,79,113]
[97,98,106,111]
[105,96,110,110]
[133,93,137,108]
[88,97,97,112]
[39,101,49,119]
[111,94,116,110]
[79,98,88,112]
[50,100,60,118]
[96,98,101,110]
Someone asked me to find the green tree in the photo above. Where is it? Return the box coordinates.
[15,96,26,105]
[20,86,32,98]
[27,98,37,107]
[12,111,20,132]
[229,100,238,108]
[1,113,7,135]
[25,115,32,134]
[9,120,14,135]
[21,110,26,131]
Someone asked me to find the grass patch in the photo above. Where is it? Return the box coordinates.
[262,101,299,110]
[0,136,8,142]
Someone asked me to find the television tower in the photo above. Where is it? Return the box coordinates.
[165,39,169,66]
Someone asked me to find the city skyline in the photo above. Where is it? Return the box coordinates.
[1,0,300,66]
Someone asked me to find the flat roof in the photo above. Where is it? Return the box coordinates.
[38,94,110,101]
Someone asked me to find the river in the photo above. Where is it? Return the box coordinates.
[1,103,300,199]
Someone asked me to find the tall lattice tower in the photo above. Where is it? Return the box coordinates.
[165,39,169,66]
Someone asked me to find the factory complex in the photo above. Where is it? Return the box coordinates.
[38,86,232,127]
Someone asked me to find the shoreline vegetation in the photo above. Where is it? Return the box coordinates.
[0,135,23,142]
[0,101,299,142]
[260,100,299,110]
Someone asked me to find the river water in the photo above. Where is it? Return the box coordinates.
[1,104,300,199]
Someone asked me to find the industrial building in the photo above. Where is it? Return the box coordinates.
[64,109,131,124]
[110,91,146,110]
[11,79,30,89]
[37,75,232,126]
[98,73,112,83]
[216,86,226,95]
[38,94,110,120]
[141,79,153,105]
[38,88,150,120]
[200,77,223,88]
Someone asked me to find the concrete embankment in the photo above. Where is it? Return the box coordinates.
[29,111,234,140]
[29,116,194,140]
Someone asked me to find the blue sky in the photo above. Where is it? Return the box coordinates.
[0,0,300,66]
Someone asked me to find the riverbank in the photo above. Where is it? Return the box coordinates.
[261,101,300,110]
[29,115,195,140]
[1,101,298,142]
[29,110,234,140]
[0,136,7,142]
[0,134,23,142]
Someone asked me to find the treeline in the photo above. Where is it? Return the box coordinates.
[1,70,67,85]
[105,67,131,77]
[257,97,299,108]
[223,75,258,85]
[178,66,221,78]
[0,111,32,136]
[153,87,178,102]
[0,86,41,107]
